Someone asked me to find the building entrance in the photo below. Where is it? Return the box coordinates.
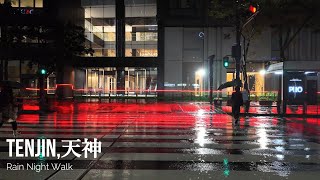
[76,67,157,97]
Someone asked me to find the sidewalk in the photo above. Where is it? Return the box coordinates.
[218,102,320,117]
[19,99,320,117]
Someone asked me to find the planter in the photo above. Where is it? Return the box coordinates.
[259,100,273,106]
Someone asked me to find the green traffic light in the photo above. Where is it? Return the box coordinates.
[223,61,229,67]
[223,60,229,68]
[223,57,229,68]
[40,69,47,75]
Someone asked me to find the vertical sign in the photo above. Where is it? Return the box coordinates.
[284,72,305,105]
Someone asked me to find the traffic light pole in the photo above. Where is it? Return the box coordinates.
[209,55,214,105]
[235,9,241,83]
[39,74,46,112]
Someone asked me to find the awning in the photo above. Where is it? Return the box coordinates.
[267,61,320,74]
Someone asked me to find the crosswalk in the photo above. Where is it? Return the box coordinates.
[0,103,319,180]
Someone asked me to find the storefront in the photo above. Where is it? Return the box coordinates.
[267,61,320,115]
[74,67,157,96]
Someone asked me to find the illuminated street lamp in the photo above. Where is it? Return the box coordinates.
[196,69,205,76]
[196,68,205,97]
[259,69,266,76]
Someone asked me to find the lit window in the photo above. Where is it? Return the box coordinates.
[104,32,116,41]
[11,0,19,7]
[0,0,4,4]
[137,49,158,57]
[125,49,132,57]
[106,49,116,57]
[35,0,43,7]
[20,0,34,7]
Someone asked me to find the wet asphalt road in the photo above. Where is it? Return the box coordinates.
[0,102,319,180]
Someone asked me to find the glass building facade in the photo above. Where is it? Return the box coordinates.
[81,0,157,57]
[125,0,157,57]
[75,67,157,96]
[82,0,116,57]
[75,0,158,96]
[1,0,43,7]
[1,0,159,96]
[0,0,46,92]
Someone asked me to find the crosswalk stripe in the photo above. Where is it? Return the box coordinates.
[0,105,319,179]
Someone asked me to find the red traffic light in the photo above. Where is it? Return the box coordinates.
[249,5,257,13]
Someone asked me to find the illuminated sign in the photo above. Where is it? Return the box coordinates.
[13,8,35,15]
[288,86,303,93]
[284,73,305,105]
[164,83,175,87]
[20,8,34,15]
[288,78,303,98]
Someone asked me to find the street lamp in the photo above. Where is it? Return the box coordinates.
[259,69,266,76]
[196,68,205,97]
[196,69,205,76]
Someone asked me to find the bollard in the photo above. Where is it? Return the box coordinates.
[136,93,138,103]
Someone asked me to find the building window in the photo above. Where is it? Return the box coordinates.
[136,49,158,57]
[4,0,43,8]
[35,0,43,7]
[20,0,34,7]
[80,67,157,95]
[125,0,158,57]
[11,0,19,7]
[82,0,116,57]
[82,0,157,58]
[104,32,116,41]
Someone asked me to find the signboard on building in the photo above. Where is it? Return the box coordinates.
[284,72,305,105]
[12,8,42,15]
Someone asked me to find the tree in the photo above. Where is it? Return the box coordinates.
[209,0,260,91]
[0,0,93,111]
[256,0,320,61]
[63,22,94,57]
[209,0,320,90]
[53,22,93,100]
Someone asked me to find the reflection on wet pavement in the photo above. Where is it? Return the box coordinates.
[0,102,319,179]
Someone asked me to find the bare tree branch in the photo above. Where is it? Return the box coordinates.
[283,28,291,48]
[283,14,313,50]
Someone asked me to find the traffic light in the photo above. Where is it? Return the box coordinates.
[39,68,47,75]
[223,57,229,68]
[249,5,257,13]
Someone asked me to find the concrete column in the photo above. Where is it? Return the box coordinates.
[157,15,165,98]
[56,64,74,99]
[116,0,125,58]
[116,67,125,94]
[0,60,3,81]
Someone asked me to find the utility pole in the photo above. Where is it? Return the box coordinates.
[38,67,49,112]
[235,3,241,84]
[234,2,259,86]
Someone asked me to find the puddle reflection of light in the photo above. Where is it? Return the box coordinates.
[276,154,284,161]
[275,146,285,160]
[193,148,223,155]
[195,127,207,147]
[273,139,285,145]
[275,146,285,152]
[257,127,269,149]
[195,110,208,147]
[197,109,205,117]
